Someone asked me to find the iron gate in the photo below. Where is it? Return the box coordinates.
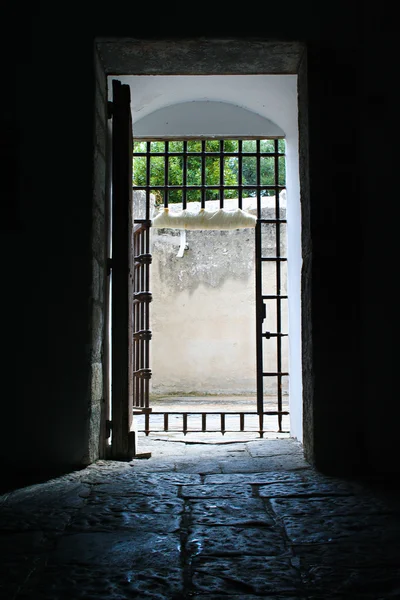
[132,222,152,413]
[132,139,288,436]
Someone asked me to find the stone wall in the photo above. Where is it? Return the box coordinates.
[87,47,108,462]
[147,195,288,396]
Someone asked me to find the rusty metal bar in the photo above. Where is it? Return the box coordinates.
[220,413,226,435]
[183,413,188,435]
[139,410,289,416]
[263,371,289,376]
[134,229,140,407]
[140,229,145,407]
[259,412,264,438]
[275,138,283,432]
[136,409,290,435]
[255,138,264,419]
[238,140,243,209]
[164,141,169,208]
[144,225,151,409]
[134,185,286,191]
[133,184,285,192]
[132,151,284,158]
[201,140,206,209]
[146,141,151,220]
[261,257,287,262]
[219,140,224,209]
[182,141,187,210]
[262,333,288,338]
[258,218,287,224]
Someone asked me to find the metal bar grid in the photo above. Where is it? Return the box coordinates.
[136,410,290,436]
[132,138,288,434]
[132,224,152,410]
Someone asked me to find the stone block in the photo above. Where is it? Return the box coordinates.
[88,400,102,463]
[94,48,107,96]
[90,363,103,401]
[180,483,253,499]
[187,525,287,557]
[69,506,181,533]
[98,263,105,304]
[93,149,106,215]
[191,556,301,596]
[92,257,100,301]
[91,303,104,361]
[189,498,274,526]
[51,531,181,568]
[95,113,106,158]
[92,206,105,260]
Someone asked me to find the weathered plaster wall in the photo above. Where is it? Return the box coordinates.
[150,197,288,397]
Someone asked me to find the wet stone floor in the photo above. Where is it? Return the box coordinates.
[1,437,400,599]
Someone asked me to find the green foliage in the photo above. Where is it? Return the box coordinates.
[133,139,286,203]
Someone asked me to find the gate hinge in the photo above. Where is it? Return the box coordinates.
[106,420,112,439]
[107,101,113,119]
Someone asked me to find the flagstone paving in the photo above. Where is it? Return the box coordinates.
[1,437,400,599]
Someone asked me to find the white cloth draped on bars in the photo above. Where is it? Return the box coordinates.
[152,207,257,230]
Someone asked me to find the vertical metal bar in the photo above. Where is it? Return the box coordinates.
[182,141,187,210]
[164,141,169,208]
[275,139,283,432]
[255,139,264,419]
[134,230,140,407]
[201,140,206,209]
[256,141,261,219]
[183,413,188,435]
[144,226,150,409]
[220,413,226,435]
[164,413,169,432]
[146,142,151,220]
[219,140,224,209]
[240,413,245,431]
[202,413,207,432]
[145,412,150,436]
[259,412,264,439]
[140,230,145,407]
[238,140,243,209]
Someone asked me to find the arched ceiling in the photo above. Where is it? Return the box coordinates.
[108,75,298,136]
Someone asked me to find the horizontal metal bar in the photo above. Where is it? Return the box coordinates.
[262,295,288,299]
[133,185,285,191]
[133,368,152,379]
[261,257,287,262]
[134,135,285,142]
[258,220,287,225]
[133,329,152,341]
[262,372,289,377]
[133,219,152,227]
[262,333,288,338]
[137,411,289,415]
[133,152,285,158]
[138,428,290,434]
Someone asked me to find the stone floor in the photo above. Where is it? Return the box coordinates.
[1,436,400,599]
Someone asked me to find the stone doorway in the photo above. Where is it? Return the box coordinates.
[95,39,311,460]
